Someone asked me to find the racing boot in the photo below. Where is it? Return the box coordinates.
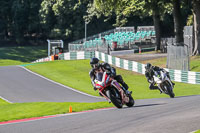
[122,82,132,96]
[150,84,162,94]
[149,83,159,90]
[126,90,132,96]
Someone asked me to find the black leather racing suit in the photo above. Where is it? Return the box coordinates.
[89,63,129,91]
[145,66,162,90]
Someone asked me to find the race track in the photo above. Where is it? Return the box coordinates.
[0,66,104,103]
[0,65,200,133]
[0,95,200,133]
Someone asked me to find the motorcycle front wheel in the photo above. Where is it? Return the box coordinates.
[109,88,123,108]
[125,95,135,107]
[163,81,175,98]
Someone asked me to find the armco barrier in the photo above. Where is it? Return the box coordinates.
[32,51,200,84]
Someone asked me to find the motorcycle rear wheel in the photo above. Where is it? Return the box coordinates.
[109,88,123,108]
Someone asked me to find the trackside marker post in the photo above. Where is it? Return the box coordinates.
[139,47,141,53]
[69,106,72,113]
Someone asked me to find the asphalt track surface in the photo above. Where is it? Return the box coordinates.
[0,66,104,103]
[0,65,200,133]
[0,95,200,133]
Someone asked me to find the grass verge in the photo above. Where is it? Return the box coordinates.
[195,130,200,133]
[0,101,113,122]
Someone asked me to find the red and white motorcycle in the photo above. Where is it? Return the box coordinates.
[94,72,134,108]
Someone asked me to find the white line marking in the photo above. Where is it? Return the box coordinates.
[18,66,103,99]
[0,96,13,103]
[189,130,198,133]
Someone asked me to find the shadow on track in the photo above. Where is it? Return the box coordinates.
[120,103,167,109]
[174,95,200,99]
[134,103,167,108]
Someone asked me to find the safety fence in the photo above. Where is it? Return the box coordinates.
[32,51,95,63]
[95,51,200,84]
[32,51,200,84]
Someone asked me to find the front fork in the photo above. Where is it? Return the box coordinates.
[99,89,111,103]
[157,84,163,93]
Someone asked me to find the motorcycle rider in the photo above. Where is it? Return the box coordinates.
[89,57,132,95]
[145,63,175,91]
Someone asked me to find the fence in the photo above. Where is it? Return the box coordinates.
[32,51,200,84]
[167,44,190,71]
[32,51,95,63]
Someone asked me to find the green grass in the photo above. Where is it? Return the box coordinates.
[0,98,10,105]
[195,130,200,133]
[0,101,113,122]
[190,56,200,72]
[0,59,27,66]
[0,46,47,66]
[26,60,200,99]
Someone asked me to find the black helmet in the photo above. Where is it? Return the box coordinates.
[145,63,152,70]
[90,57,100,68]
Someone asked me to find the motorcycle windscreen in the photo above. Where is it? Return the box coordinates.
[96,72,103,81]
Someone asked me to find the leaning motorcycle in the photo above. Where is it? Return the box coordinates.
[94,72,134,108]
[153,70,175,98]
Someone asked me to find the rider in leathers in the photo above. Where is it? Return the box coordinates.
[145,63,175,92]
[89,57,131,95]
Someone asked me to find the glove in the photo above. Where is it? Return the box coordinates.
[104,69,110,75]
[93,87,97,91]
[148,79,153,83]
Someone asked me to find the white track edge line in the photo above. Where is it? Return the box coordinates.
[0,96,13,103]
[189,130,198,133]
[18,66,103,99]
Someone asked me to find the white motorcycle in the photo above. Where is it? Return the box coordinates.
[153,70,175,98]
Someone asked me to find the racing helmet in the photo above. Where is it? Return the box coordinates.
[90,57,100,68]
[145,63,152,70]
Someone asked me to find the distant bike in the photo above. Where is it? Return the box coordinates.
[94,72,134,108]
[153,70,175,98]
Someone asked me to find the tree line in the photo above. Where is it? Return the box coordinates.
[0,0,199,55]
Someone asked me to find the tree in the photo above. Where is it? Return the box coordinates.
[40,0,90,41]
[144,0,163,50]
[0,0,14,39]
[192,0,200,55]
[39,0,57,38]
[172,0,184,43]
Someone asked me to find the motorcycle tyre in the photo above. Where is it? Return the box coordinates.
[108,88,123,108]
[165,81,175,98]
[125,95,135,107]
